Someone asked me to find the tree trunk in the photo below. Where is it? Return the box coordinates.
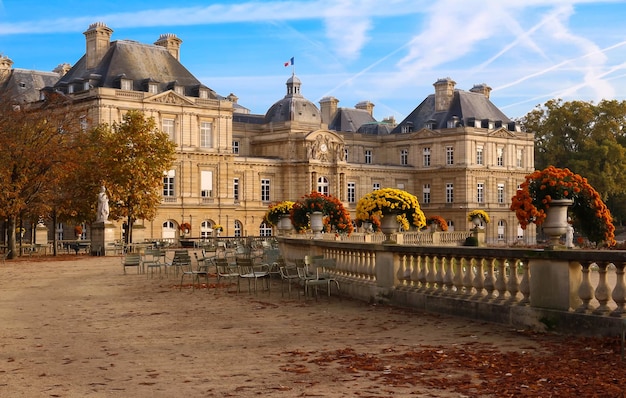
[7,216,16,259]
[127,215,134,244]
[52,211,58,256]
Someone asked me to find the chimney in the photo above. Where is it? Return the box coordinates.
[155,33,182,61]
[470,83,492,99]
[319,96,339,125]
[0,55,13,85]
[355,100,374,117]
[227,93,238,104]
[433,77,456,112]
[53,63,72,76]
[83,22,113,70]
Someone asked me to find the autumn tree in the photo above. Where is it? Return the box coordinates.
[0,93,84,258]
[90,110,176,244]
[521,99,626,223]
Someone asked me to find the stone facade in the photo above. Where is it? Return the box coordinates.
[1,22,536,246]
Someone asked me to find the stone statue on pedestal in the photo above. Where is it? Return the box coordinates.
[96,186,109,223]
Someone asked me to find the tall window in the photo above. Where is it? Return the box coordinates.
[516,148,523,167]
[423,183,431,204]
[497,147,504,166]
[446,183,454,203]
[232,140,240,154]
[476,145,483,165]
[347,182,356,203]
[163,169,175,198]
[261,179,270,202]
[423,147,431,167]
[200,121,212,148]
[234,220,242,237]
[317,176,329,195]
[162,118,175,141]
[201,171,213,198]
[477,183,484,204]
[364,149,372,164]
[400,149,408,165]
[233,178,240,201]
[498,220,506,240]
[446,146,454,165]
[372,182,380,191]
[497,183,505,204]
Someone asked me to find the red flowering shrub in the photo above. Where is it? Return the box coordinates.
[510,166,615,246]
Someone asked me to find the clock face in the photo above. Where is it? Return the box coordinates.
[320,143,328,153]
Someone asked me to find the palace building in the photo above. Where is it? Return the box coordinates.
[0,22,535,245]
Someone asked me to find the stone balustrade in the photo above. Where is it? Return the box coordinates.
[278,237,626,336]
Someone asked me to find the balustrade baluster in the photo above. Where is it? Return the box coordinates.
[425,256,435,292]
[434,256,444,295]
[442,256,454,294]
[416,255,427,291]
[452,257,464,295]
[593,261,612,315]
[410,255,421,291]
[506,259,520,304]
[483,257,496,301]
[471,258,485,300]
[462,257,474,297]
[518,260,530,305]
[575,260,594,313]
[494,258,507,301]
[397,254,409,289]
[610,261,626,317]
[366,251,376,283]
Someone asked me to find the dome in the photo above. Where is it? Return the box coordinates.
[264,73,321,124]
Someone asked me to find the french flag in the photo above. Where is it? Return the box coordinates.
[284,57,294,67]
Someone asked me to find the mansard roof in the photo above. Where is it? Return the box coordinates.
[392,90,513,134]
[55,40,213,96]
[1,68,59,103]
[328,108,375,132]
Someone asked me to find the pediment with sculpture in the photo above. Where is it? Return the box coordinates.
[148,91,195,105]
[305,130,345,163]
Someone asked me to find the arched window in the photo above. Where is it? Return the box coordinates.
[234,220,242,237]
[317,176,329,195]
[162,220,176,240]
[200,220,213,238]
[259,221,272,237]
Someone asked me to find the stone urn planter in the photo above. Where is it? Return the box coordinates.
[310,211,324,239]
[542,199,573,248]
[380,214,400,243]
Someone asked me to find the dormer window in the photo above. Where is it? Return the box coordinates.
[402,122,413,133]
[425,120,436,130]
[83,81,90,91]
[121,78,132,91]
[447,116,460,129]
[67,84,74,94]
[174,85,184,95]
[199,88,209,99]
[148,82,158,94]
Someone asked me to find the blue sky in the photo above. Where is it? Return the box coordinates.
[1,0,625,121]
